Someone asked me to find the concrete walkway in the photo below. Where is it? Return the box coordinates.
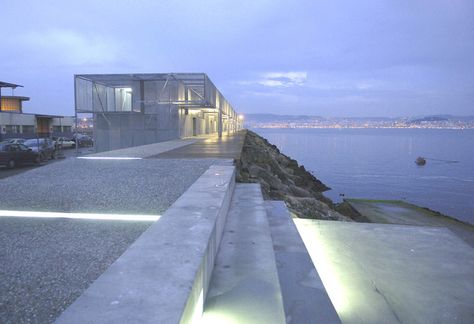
[86,138,196,158]
[151,130,246,160]
[347,199,474,247]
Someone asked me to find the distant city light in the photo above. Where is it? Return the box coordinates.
[238,114,244,120]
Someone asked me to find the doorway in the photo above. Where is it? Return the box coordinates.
[192,117,197,136]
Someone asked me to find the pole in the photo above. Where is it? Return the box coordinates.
[74,76,79,156]
[218,107,222,138]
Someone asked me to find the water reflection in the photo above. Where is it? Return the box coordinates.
[254,128,474,224]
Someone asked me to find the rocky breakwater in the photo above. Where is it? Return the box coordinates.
[236,130,350,221]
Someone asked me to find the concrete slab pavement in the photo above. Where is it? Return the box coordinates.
[151,131,246,160]
[347,199,474,247]
[295,220,474,324]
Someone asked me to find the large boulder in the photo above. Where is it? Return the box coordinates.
[237,130,351,221]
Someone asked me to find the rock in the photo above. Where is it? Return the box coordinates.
[289,185,312,198]
[236,130,352,222]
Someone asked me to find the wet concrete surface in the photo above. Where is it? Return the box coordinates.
[150,131,246,160]
[347,199,474,247]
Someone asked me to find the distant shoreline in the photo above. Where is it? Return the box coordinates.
[249,126,474,130]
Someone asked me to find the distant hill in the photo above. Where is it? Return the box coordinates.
[410,116,448,124]
[244,113,324,122]
[244,113,474,123]
[409,115,474,124]
[242,113,474,129]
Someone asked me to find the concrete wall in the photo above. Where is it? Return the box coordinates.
[0,112,36,127]
[93,80,190,152]
[0,112,74,140]
[95,109,181,152]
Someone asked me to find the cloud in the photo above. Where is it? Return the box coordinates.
[238,71,308,88]
[21,29,121,65]
[259,71,307,87]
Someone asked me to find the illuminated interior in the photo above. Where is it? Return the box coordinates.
[0,97,25,112]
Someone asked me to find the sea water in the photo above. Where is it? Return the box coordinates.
[254,128,474,225]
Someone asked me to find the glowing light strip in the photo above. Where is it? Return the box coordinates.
[190,289,204,324]
[77,157,142,160]
[0,210,160,221]
[293,219,348,316]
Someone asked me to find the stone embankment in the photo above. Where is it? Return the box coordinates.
[236,130,351,221]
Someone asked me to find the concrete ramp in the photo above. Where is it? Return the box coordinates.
[294,220,474,324]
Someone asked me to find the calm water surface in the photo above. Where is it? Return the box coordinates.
[254,128,474,224]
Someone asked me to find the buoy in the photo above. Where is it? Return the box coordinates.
[415,157,426,166]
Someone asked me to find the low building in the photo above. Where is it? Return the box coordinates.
[0,81,74,141]
[75,73,243,152]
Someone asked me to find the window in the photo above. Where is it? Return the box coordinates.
[5,125,20,134]
[63,126,72,133]
[18,144,30,151]
[115,88,132,112]
[53,126,62,133]
[22,125,34,134]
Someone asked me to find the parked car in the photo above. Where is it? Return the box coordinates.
[0,143,41,168]
[53,137,75,149]
[24,138,56,160]
[6,138,26,145]
[72,134,94,147]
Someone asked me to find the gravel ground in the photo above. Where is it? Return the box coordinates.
[0,157,223,323]
[0,158,220,214]
[0,217,152,324]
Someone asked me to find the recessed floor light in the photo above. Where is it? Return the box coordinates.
[77,157,142,160]
[0,210,160,221]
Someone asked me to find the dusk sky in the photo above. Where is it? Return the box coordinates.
[2,0,473,117]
